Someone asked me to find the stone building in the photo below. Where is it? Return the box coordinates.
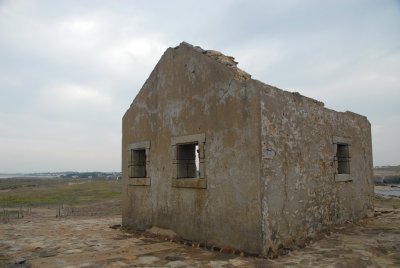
[122,42,374,256]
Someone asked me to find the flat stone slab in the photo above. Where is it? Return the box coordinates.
[1,207,400,267]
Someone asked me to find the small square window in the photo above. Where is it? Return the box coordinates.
[171,133,206,189]
[129,149,147,178]
[126,141,150,186]
[177,143,200,178]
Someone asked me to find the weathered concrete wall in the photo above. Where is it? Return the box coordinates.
[258,85,374,255]
[122,43,263,253]
[122,42,374,256]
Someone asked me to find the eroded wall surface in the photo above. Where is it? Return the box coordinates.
[122,43,263,253]
[122,42,374,256]
[258,85,374,255]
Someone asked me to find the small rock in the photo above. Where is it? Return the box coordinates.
[38,250,57,258]
[64,249,83,254]
[7,259,32,268]
[166,260,187,268]
[165,255,183,261]
[109,224,121,229]
[15,258,26,264]
[110,261,128,267]
[137,256,159,265]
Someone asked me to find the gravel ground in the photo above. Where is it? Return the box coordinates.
[1,203,400,267]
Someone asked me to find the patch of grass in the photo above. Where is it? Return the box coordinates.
[374,195,400,209]
[0,178,122,207]
[0,178,60,190]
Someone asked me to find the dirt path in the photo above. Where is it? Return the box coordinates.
[1,206,399,267]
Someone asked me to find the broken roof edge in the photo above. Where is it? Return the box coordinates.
[176,42,370,119]
[175,42,326,107]
[127,41,367,121]
[175,41,252,82]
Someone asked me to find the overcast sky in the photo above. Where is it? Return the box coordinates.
[0,0,399,173]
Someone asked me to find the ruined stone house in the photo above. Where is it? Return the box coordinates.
[122,42,374,256]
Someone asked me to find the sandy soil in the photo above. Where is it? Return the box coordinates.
[1,203,400,267]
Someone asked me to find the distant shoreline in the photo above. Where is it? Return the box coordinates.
[0,171,121,180]
[375,185,400,198]
[0,174,58,179]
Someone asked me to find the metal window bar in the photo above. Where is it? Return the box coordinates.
[128,149,147,178]
[177,143,197,178]
[335,144,351,174]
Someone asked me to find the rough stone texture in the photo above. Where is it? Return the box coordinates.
[122,42,374,256]
[258,85,374,255]
[1,205,399,267]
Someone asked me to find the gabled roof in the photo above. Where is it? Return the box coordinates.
[130,41,330,112]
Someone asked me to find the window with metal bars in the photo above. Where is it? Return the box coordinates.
[176,143,200,178]
[335,143,350,174]
[128,149,147,178]
[171,133,206,188]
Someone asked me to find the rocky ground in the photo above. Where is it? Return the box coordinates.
[1,201,400,268]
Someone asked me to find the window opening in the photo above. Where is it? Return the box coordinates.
[336,143,350,174]
[177,143,199,178]
[128,149,146,178]
[195,144,200,177]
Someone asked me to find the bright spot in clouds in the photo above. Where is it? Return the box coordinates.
[101,38,166,74]
[65,19,97,33]
[0,0,399,172]
[56,84,111,105]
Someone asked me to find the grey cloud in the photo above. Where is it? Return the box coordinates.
[0,0,399,172]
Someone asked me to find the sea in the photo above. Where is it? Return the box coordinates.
[375,185,400,198]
